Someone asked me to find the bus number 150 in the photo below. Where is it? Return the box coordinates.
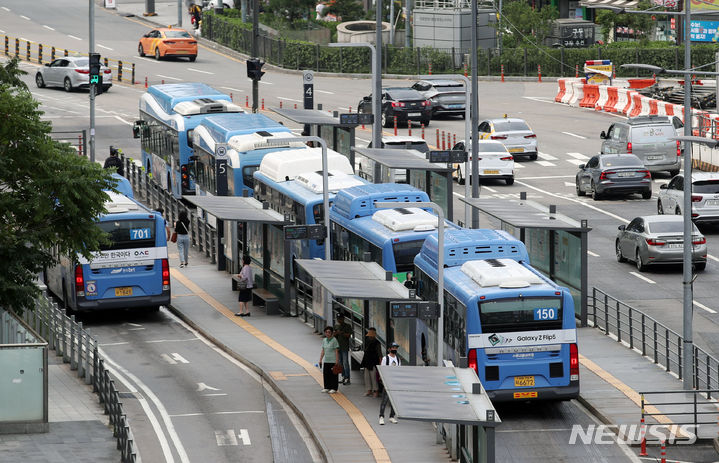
[533,307,558,321]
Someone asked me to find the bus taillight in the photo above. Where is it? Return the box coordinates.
[74,265,85,296]
[468,348,478,375]
[569,343,579,381]
[162,258,170,290]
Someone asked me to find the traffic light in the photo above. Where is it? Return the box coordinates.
[89,53,103,95]
[247,58,265,81]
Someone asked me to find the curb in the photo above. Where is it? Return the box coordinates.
[166,304,330,463]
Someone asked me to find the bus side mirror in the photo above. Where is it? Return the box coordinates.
[600,131,607,139]
[132,120,145,139]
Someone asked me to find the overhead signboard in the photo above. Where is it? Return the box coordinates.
[390,301,440,319]
[339,113,374,126]
[428,150,467,164]
[284,224,326,240]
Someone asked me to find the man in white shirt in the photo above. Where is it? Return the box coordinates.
[379,342,400,425]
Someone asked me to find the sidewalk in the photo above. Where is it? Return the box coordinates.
[0,354,120,462]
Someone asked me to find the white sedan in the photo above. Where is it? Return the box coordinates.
[452,140,515,185]
[35,56,112,92]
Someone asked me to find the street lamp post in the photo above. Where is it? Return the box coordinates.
[416,74,471,224]
[328,42,381,152]
[622,63,719,390]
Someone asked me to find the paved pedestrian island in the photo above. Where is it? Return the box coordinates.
[0,354,119,463]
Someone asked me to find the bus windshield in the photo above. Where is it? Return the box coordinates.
[393,239,425,273]
[479,297,562,333]
[98,219,156,251]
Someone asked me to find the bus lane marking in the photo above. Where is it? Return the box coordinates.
[170,269,391,463]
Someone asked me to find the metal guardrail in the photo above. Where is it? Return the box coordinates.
[640,390,719,433]
[51,130,87,157]
[19,291,140,462]
[122,157,218,264]
[2,34,136,84]
[589,287,719,393]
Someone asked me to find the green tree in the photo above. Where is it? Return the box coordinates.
[267,0,315,22]
[595,1,654,43]
[498,0,559,48]
[0,57,115,315]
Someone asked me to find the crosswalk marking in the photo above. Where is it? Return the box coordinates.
[538,152,558,161]
[536,160,556,167]
[567,152,590,160]
[566,159,585,166]
[564,182,575,187]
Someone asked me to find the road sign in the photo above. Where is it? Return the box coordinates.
[428,150,467,163]
[284,224,326,240]
[390,301,440,319]
[339,113,374,126]
[303,70,314,110]
[215,143,227,157]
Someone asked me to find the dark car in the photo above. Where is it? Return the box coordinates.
[575,154,651,200]
[411,79,466,118]
[357,87,432,128]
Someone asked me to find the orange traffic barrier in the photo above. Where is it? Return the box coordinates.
[579,84,599,108]
[603,87,619,112]
[555,78,568,102]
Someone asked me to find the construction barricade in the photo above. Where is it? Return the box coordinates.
[595,85,610,111]
[579,84,600,108]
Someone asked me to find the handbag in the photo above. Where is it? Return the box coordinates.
[331,362,342,375]
[237,278,248,290]
[170,232,177,243]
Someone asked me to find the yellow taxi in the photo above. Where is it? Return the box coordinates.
[477,115,538,161]
[138,27,198,62]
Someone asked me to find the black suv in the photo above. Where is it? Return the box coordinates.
[358,87,432,128]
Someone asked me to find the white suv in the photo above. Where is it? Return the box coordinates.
[657,172,719,223]
[452,140,515,185]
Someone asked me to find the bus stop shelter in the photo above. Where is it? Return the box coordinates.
[294,259,425,363]
[351,147,455,221]
[184,195,291,306]
[378,363,500,463]
[272,108,358,161]
[460,195,591,326]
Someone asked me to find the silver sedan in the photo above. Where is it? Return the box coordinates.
[35,56,112,92]
[615,215,707,272]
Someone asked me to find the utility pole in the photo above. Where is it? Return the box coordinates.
[177,0,182,27]
[470,0,479,228]
[404,0,411,48]
[374,0,383,152]
[681,0,693,391]
[89,0,96,163]
[252,0,260,113]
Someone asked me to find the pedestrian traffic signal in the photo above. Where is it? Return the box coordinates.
[247,58,265,81]
[89,53,103,94]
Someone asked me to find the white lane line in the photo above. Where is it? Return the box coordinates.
[20,15,30,20]
[538,152,558,161]
[566,159,585,166]
[140,57,158,63]
[278,96,303,102]
[338,107,350,111]
[513,163,524,169]
[709,255,719,262]
[630,272,656,284]
[567,152,590,160]
[482,186,498,193]
[356,137,370,143]
[562,131,587,140]
[99,348,180,463]
[221,86,244,92]
[0,29,4,33]
[157,74,181,81]
[68,34,82,41]
[522,96,554,104]
[316,90,334,94]
[564,182,574,187]
[43,25,55,31]
[521,175,575,180]
[114,115,133,126]
[536,160,556,167]
[97,44,113,51]
[694,301,717,314]
[1,7,10,11]
[587,251,600,257]
[99,341,130,347]
[187,67,214,74]
[259,81,273,85]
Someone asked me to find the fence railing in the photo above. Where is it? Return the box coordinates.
[122,157,218,264]
[18,291,140,462]
[640,389,719,437]
[51,130,87,157]
[2,34,136,84]
[589,287,719,392]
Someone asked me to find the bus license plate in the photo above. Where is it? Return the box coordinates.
[483,170,499,175]
[115,287,133,297]
[514,376,535,387]
[514,391,538,399]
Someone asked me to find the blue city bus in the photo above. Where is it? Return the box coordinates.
[329,183,458,282]
[191,113,300,196]
[253,147,366,262]
[136,82,244,197]
[45,191,171,312]
[414,228,579,402]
